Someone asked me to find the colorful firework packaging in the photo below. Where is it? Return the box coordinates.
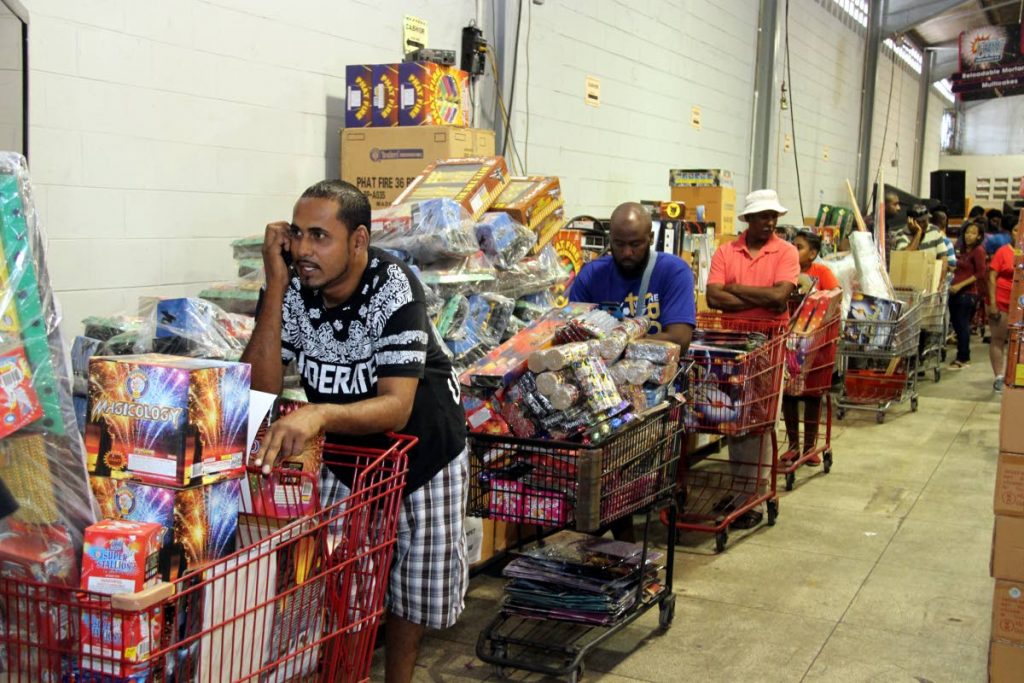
[397,62,470,126]
[393,156,510,222]
[89,476,241,581]
[85,354,250,488]
[489,176,564,232]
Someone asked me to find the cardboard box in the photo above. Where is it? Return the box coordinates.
[993,514,1024,581]
[371,64,399,127]
[82,519,163,596]
[990,639,1024,682]
[669,186,736,235]
[1006,324,1024,388]
[993,579,1024,646]
[1002,387,1024,455]
[469,518,517,568]
[996,452,1024,517]
[889,249,943,293]
[91,476,241,580]
[398,62,469,127]
[81,600,161,680]
[489,176,562,230]
[669,168,733,188]
[340,127,495,209]
[85,354,250,488]
[345,64,374,128]
[393,156,510,221]
[530,205,566,255]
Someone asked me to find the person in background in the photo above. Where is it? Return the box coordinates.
[985,209,1012,257]
[706,189,799,529]
[781,231,839,465]
[990,218,1021,392]
[948,221,988,369]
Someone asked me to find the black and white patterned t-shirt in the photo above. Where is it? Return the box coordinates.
[280,247,466,493]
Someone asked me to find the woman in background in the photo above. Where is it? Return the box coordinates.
[990,219,1020,391]
[948,222,988,369]
[782,231,839,464]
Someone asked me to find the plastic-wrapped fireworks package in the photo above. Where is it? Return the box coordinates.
[570,356,622,414]
[0,152,97,584]
[501,315,527,342]
[418,251,498,299]
[434,295,470,339]
[475,213,537,270]
[608,359,655,387]
[491,244,570,298]
[133,297,254,361]
[371,199,480,264]
[535,369,571,397]
[848,231,894,300]
[445,293,515,367]
[648,361,679,386]
[625,339,681,365]
[515,291,555,322]
[595,317,650,360]
[542,341,593,372]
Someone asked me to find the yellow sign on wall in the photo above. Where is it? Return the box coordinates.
[403,15,428,54]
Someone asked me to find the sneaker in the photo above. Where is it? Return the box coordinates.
[995,376,1005,392]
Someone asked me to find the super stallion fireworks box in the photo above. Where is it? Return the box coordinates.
[85,355,250,488]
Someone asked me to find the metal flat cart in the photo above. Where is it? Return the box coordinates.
[469,400,683,681]
[836,292,922,423]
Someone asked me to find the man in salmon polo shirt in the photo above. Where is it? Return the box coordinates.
[706,189,799,529]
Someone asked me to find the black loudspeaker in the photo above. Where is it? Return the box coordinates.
[930,170,966,217]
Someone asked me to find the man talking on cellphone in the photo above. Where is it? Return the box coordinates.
[241,180,468,683]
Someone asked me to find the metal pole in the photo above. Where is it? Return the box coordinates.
[855,0,885,209]
[913,50,933,197]
[751,0,779,190]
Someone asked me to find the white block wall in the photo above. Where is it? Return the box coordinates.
[772,0,865,223]
[503,0,760,217]
[935,153,1024,211]
[919,89,947,197]
[0,11,21,152]
[961,97,1024,156]
[25,0,476,336]
[868,45,921,196]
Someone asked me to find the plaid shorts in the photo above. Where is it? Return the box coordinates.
[320,449,469,630]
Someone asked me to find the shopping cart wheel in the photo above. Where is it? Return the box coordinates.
[933,368,941,383]
[910,397,919,412]
[767,499,779,526]
[659,593,676,630]
[568,663,584,683]
[836,407,846,420]
[876,411,885,424]
[785,471,796,491]
[823,449,833,473]
[491,645,510,679]
[715,530,728,553]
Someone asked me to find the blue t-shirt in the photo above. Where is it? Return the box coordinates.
[568,253,697,334]
[985,232,1012,257]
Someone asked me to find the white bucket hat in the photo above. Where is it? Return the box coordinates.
[738,189,788,221]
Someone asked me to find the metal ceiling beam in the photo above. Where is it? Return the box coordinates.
[884,0,967,34]
[750,0,780,191]
[929,45,960,81]
[913,50,933,196]
[856,0,885,210]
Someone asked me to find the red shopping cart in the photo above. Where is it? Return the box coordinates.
[664,313,788,552]
[778,311,841,490]
[0,434,413,683]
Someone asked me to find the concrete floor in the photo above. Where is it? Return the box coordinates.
[372,341,1001,682]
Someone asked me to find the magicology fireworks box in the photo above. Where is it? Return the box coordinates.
[398,62,470,126]
[85,354,250,488]
[90,476,240,580]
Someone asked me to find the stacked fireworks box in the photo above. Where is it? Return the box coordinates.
[78,354,249,680]
[346,62,470,127]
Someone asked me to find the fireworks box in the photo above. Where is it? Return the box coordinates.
[460,303,595,389]
[90,476,240,580]
[489,176,563,231]
[345,64,374,128]
[372,63,400,127]
[0,523,77,585]
[668,168,734,188]
[398,62,470,126]
[81,519,162,596]
[0,346,43,438]
[530,205,567,255]
[85,354,250,488]
[393,156,510,221]
[79,600,162,681]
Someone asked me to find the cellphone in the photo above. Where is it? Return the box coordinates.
[281,246,293,268]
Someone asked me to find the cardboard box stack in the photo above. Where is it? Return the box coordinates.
[992,325,1024,678]
[84,354,249,581]
[669,169,736,235]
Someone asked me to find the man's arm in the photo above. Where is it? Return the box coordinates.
[254,376,417,473]
[706,283,751,311]
[647,323,693,353]
[240,222,293,394]
[724,282,797,311]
